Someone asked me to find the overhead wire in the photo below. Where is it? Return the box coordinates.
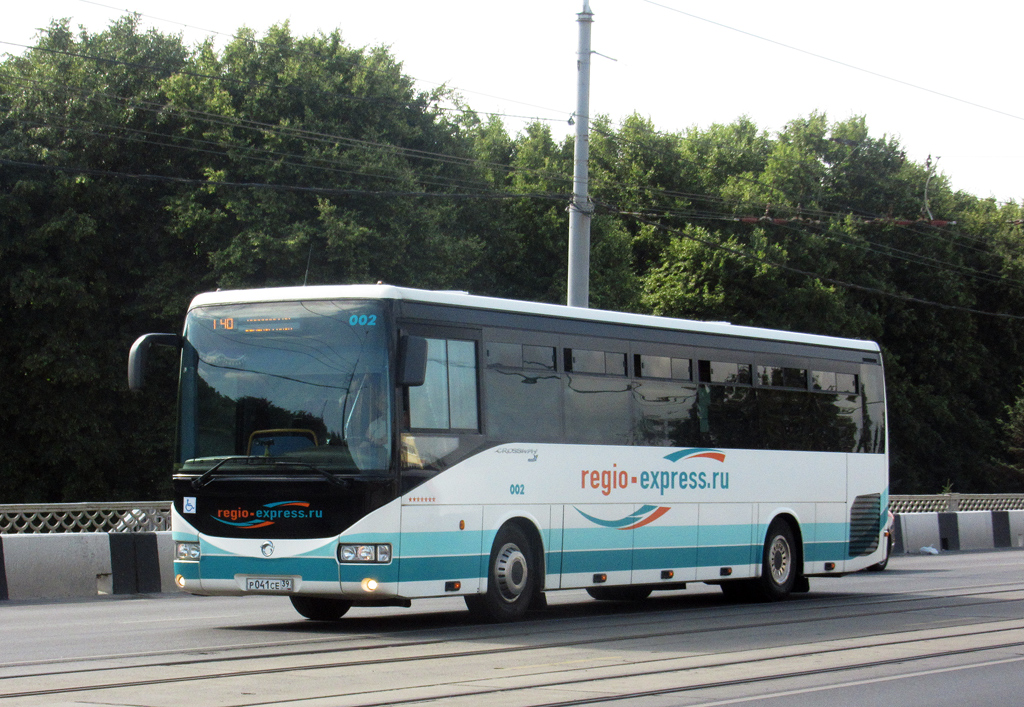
[640,0,1024,125]
[0,157,567,204]
[612,207,1024,322]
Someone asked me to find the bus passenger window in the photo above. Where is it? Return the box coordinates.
[523,345,556,371]
[486,342,522,368]
[636,355,692,381]
[836,373,858,394]
[408,338,479,431]
[758,366,808,389]
[565,348,626,375]
[699,361,752,385]
[484,343,561,443]
[812,371,837,391]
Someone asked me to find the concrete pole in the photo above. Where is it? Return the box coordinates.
[567,1,593,308]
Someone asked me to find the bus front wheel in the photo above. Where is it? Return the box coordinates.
[289,596,352,621]
[466,524,537,622]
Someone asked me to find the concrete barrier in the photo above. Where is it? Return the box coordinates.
[893,510,1024,554]
[0,532,175,601]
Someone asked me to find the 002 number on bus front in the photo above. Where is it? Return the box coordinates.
[348,314,377,326]
[510,484,526,496]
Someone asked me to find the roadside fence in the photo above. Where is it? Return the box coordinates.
[0,502,171,534]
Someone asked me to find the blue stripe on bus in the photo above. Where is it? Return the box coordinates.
[813,523,849,542]
[698,525,756,546]
[397,554,484,582]
[398,531,484,557]
[200,555,340,582]
[635,526,700,546]
[804,541,849,561]
[697,544,758,567]
[561,529,633,551]
[174,561,200,580]
[633,546,699,568]
[340,562,400,584]
[561,548,633,574]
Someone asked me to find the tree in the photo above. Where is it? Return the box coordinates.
[0,17,198,500]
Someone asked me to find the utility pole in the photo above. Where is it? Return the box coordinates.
[567,1,593,308]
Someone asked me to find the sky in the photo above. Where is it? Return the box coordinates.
[4,0,1024,205]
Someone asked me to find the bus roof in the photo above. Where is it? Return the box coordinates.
[188,284,880,354]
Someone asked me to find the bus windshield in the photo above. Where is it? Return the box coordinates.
[178,300,390,474]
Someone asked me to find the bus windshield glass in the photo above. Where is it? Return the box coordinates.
[178,300,390,474]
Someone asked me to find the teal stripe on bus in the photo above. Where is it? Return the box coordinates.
[804,541,849,561]
[697,544,758,567]
[546,550,562,575]
[399,531,483,557]
[813,523,850,543]
[635,526,700,546]
[633,546,699,569]
[698,524,757,545]
[339,562,399,584]
[397,554,485,582]
[561,548,633,574]
[200,555,340,582]
[174,561,200,580]
[561,529,633,552]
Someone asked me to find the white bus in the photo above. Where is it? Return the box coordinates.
[129,285,888,621]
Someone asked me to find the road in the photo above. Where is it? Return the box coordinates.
[1,551,1023,706]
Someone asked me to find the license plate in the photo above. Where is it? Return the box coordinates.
[245,577,294,592]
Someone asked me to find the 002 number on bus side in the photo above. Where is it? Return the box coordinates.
[510,484,526,495]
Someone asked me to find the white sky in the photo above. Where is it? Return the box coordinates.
[5,0,1024,206]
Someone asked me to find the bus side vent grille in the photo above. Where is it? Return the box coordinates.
[849,493,881,557]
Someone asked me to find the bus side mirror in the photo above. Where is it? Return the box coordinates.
[398,335,427,387]
[128,333,181,391]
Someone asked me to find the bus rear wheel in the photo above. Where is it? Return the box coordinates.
[466,524,537,622]
[289,596,352,621]
[755,519,798,601]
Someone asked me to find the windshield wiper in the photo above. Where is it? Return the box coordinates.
[267,460,350,489]
[192,456,245,490]
[190,456,349,490]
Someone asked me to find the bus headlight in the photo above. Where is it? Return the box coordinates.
[338,543,392,563]
[175,542,201,561]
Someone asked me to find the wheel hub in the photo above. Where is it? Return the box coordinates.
[495,543,528,602]
[769,535,791,584]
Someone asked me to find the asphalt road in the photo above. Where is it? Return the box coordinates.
[2,551,1023,706]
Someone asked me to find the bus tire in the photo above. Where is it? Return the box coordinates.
[755,518,798,601]
[289,596,352,621]
[467,523,536,622]
[586,586,652,601]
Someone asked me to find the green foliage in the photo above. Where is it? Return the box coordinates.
[3,18,1024,499]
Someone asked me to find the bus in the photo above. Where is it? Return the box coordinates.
[129,284,888,621]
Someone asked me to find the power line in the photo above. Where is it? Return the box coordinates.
[615,206,1024,322]
[641,0,1024,124]
[0,158,568,203]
